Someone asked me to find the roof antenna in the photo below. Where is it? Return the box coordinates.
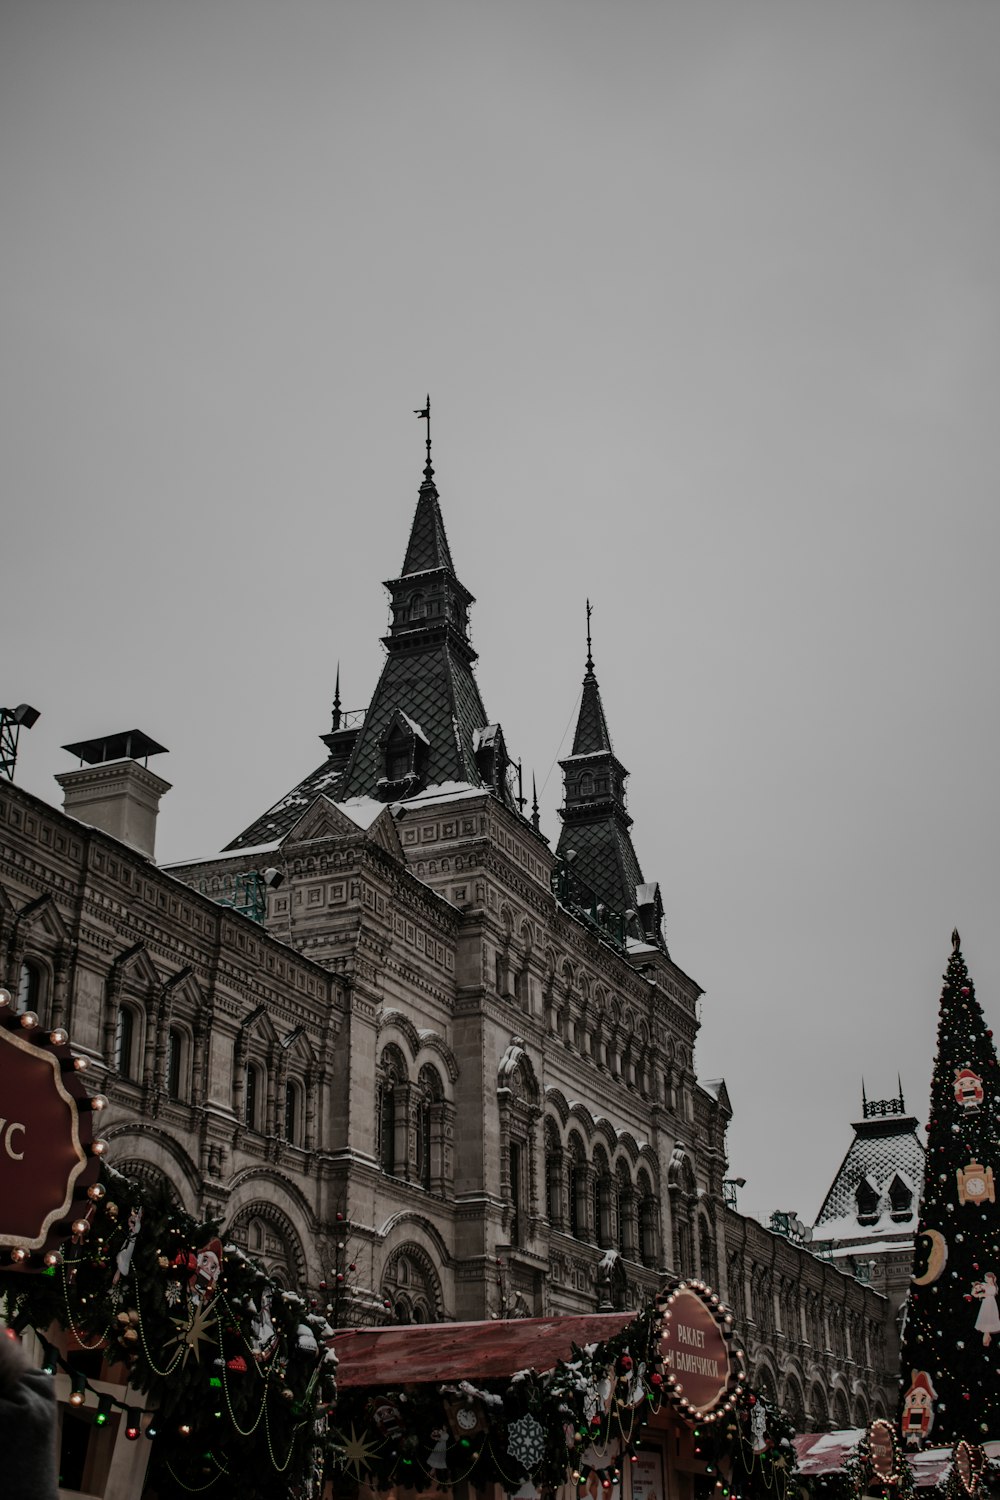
[414,394,432,481]
[585,598,594,675]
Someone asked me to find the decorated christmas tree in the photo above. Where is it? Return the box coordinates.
[898,930,1000,1447]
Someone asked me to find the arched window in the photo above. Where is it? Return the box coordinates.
[245,1061,262,1130]
[376,1047,406,1176]
[409,592,426,620]
[16,960,43,1018]
[578,772,594,798]
[166,1027,184,1098]
[115,1005,137,1079]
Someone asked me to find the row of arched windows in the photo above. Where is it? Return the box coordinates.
[375,1045,449,1191]
[106,992,309,1147]
[544,1123,662,1268]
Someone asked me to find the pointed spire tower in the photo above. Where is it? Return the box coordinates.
[555,604,666,950]
[336,401,495,801]
[898,930,1000,1447]
[224,404,512,849]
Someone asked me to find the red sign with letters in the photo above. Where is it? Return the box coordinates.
[659,1283,736,1418]
[0,1018,95,1253]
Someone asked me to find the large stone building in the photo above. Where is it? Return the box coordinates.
[2,443,893,1426]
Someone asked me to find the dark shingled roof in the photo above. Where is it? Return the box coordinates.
[557,816,645,918]
[225,757,346,850]
[400,478,456,577]
[337,642,488,799]
[813,1107,925,1237]
[572,672,612,755]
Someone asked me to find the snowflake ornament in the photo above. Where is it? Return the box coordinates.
[507,1412,547,1471]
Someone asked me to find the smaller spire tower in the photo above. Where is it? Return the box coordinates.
[555,603,666,949]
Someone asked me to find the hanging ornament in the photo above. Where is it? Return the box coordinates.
[901,1369,938,1449]
[970,1272,1000,1346]
[427,1426,450,1470]
[367,1396,404,1443]
[957,1163,995,1208]
[507,1412,547,1472]
[955,1069,985,1113]
[911,1229,948,1286]
[444,1394,488,1442]
[112,1205,143,1286]
[167,1300,218,1367]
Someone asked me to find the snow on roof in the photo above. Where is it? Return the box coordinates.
[824,1238,914,1259]
[399,711,429,745]
[813,1210,916,1242]
[162,840,282,868]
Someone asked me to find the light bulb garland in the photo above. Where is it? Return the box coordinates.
[0,1162,336,1499]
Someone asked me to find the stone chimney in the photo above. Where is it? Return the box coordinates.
[57,730,170,860]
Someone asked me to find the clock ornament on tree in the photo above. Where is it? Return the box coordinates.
[898,932,1000,1445]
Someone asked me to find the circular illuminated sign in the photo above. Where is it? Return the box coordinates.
[0,992,101,1264]
[658,1280,741,1422]
[867,1419,901,1484]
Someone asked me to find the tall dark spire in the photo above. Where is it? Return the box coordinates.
[225,408,515,846]
[555,607,664,945]
[571,602,613,755]
[332,663,341,732]
[335,418,495,800]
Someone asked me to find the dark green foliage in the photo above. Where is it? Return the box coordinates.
[898,933,1000,1445]
[0,1165,335,1499]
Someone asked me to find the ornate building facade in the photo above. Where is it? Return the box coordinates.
[1,444,893,1425]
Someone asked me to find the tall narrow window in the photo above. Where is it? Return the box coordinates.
[417,1090,431,1188]
[510,1142,523,1247]
[167,1027,183,1098]
[284,1081,298,1144]
[245,1062,260,1130]
[115,1006,135,1079]
[377,1080,395,1174]
[568,1158,580,1238]
[17,960,41,1017]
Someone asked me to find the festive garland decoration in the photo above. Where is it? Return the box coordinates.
[693,1394,798,1500]
[0,1164,336,1500]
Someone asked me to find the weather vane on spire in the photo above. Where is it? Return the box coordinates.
[414,394,432,479]
[585,598,594,674]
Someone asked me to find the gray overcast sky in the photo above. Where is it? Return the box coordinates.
[5,1,1000,1226]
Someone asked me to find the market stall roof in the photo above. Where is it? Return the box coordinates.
[794,1432,1000,1488]
[330,1313,636,1388]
